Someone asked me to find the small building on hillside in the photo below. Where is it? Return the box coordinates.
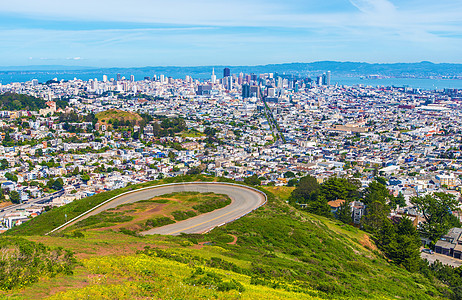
[434,227,462,259]
[327,199,346,215]
[350,201,366,225]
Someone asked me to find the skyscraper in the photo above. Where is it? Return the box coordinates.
[242,84,250,98]
[130,75,135,82]
[321,71,331,86]
[211,68,217,84]
[117,73,121,81]
[223,68,230,78]
[227,76,233,90]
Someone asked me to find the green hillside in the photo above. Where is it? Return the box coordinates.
[0,177,451,299]
[0,92,47,111]
[0,92,68,111]
[96,109,143,127]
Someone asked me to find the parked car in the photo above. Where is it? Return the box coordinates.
[421,249,434,254]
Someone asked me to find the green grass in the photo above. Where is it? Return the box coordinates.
[144,216,175,229]
[179,129,205,138]
[2,177,452,299]
[96,109,142,123]
[192,195,231,213]
[172,210,197,221]
[69,211,134,230]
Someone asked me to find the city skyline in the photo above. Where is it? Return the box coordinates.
[0,0,461,67]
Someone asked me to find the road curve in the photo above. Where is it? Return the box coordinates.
[53,182,266,236]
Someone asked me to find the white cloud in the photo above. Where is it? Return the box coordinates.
[349,0,395,14]
[0,0,462,65]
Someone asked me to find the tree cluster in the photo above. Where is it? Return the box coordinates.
[289,176,441,272]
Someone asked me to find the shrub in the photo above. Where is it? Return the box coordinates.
[144,217,175,229]
[0,237,77,290]
[172,210,197,221]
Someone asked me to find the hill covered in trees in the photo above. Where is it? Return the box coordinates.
[0,93,48,111]
[0,92,68,111]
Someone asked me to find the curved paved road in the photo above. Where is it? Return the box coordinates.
[56,182,266,236]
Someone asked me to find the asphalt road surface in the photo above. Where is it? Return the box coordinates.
[421,251,462,267]
[1,190,64,218]
[58,182,266,235]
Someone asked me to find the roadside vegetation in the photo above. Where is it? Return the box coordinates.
[5,175,235,236]
[65,191,230,233]
[1,176,460,299]
[0,237,76,291]
[287,174,462,298]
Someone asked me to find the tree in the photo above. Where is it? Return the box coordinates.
[337,201,353,224]
[35,149,43,157]
[284,171,295,178]
[291,175,320,201]
[303,191,331,217]
[168,151,176,160]
[244,175,261,186]
[52,178,64,190]
[411,192,461,242]
[4,172,18,182]
[376,217,421,272]
[3,131,11,144]
[287,178,298,187]
[375,177,387,186]
[187,167,201,175]
[361,201,390,234]
[9,190,20,204]
[72,167,80,176]
[0,159,8,170]
[390,192,406,209]
[362,181,391,206]
[319,177,360,202]
[81,173,90,183]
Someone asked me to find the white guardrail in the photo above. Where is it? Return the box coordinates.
[45,182,267,236]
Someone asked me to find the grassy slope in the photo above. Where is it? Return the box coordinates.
[96,109,143,124]
[2,182,448,299]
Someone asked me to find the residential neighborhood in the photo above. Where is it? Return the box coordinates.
[1,70,462,243]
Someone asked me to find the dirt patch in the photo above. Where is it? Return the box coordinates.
[146,205,167,214]
[360,234,378,251]
[191,241,212,250]
[74,241,169,260]
[0,202,12,208]
[227,234,238,245]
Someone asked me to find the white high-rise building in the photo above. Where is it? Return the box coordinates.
[211,68,217,84]
[160,75,165,83]
[103,75,108,82]
[130,75,135,82]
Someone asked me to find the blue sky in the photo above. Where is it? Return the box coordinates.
[0,0,461,67]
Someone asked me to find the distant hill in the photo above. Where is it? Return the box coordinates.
[96,109,144,127]
[0,92,47,111]
[2,61,462,79]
